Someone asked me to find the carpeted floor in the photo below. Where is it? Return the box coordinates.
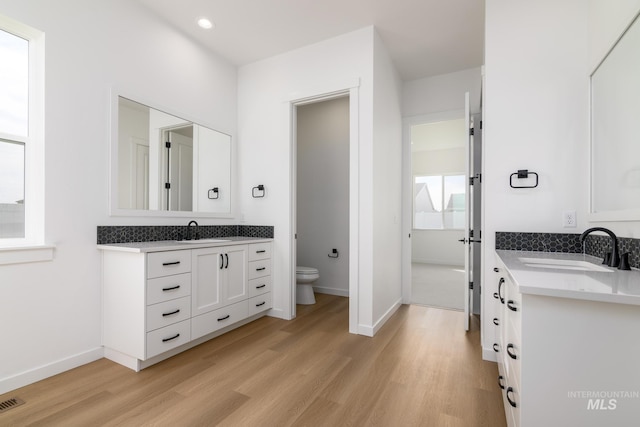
[411,262,465,310]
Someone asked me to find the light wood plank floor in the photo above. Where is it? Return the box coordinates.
[1,294,505,426]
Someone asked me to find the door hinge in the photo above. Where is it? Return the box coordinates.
[469,282,474,290]
[165,183,171,189]
[469,230,474,238]
[469,128,475,136]
[165,141,171,148]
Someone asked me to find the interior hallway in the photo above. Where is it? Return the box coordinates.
[0,294,505,426]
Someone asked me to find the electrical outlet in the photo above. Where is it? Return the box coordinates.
[563,210,577,228]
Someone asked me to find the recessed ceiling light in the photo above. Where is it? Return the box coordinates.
[197,17,214,30]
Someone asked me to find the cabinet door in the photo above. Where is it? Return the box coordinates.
[225,245,248,305]
[192,247,225,316]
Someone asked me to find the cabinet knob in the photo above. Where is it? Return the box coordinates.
[493,343,500,352]
[493,267,499,272]
[507,300,518,312]
[498,375,505,390]
[493,317,499,326]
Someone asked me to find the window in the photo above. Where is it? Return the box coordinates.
[0,14,45,249]
[414,174,465,229]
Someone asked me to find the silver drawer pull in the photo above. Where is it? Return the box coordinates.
[256,302,266,307]
[256,284,266,289]
[217,314,230,322]
[162,261,181,266]
[162,309,180,317]
[162,333,180,342]
[162,285,180,291]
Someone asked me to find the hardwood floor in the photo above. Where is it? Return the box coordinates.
[1,294,506,426]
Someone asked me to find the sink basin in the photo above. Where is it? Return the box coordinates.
[518,257,613,273]
[176,239,231,244]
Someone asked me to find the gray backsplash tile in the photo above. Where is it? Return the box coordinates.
[97,225,274,244]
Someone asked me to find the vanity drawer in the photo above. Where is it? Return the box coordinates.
[248,242,271,261]
[147,250,191,279]
[191,299,249,340]
[146,319,191,359]
[249,293,272,316]
[248,276,272,297]
[147,273,191,305]
[248,259,271,280]
[146,296,191,332]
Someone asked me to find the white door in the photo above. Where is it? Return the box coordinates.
[191,247,225,316]
[225,246,248,305]
[463,92,472,331]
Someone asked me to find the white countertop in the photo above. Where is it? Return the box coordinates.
[496,250,640,306]
[98,237,272,253]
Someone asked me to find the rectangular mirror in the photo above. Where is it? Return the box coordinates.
[590,11,640,221]
[111,94,232,217]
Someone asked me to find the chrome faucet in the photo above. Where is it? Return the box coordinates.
[187,220,200,240]
[579,227,619,268]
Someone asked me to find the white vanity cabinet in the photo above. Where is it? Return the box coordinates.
[100,239,272,371]
[191,245,249,340]
[247,242,273,315]
[494,251,640,427]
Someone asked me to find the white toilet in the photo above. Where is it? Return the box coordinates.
[296,266,319,305]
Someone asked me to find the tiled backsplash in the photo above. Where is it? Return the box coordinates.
[496,231,640,269]
[97,225,274,244]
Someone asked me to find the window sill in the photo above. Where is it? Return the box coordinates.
[0,244,55,265]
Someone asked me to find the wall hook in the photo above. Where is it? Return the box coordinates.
[252,185,265,198]
[208,187,219,199]
[328,248,339,258]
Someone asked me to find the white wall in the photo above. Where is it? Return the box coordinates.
[0,0,237,393]
[371,31,403,329]
[296,97,350,296]
[402,67,482,117]
[238,26,402,335]
[482,0,590,358]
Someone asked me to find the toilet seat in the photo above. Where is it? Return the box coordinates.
[296,266,318,275]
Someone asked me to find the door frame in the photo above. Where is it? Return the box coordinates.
[287,79,360,334]
[401,109,465,304]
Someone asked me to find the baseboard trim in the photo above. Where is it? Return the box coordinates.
[358,298,403,337]
[0,347,103,394]
[313,286,349,297]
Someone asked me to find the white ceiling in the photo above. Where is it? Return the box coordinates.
[136,0,485,81]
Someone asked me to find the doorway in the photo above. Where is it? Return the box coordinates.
[410,118,467,310]
[294,96,350,303]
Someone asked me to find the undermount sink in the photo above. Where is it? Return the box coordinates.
[518,257,613,273]
[176,239,231,244]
